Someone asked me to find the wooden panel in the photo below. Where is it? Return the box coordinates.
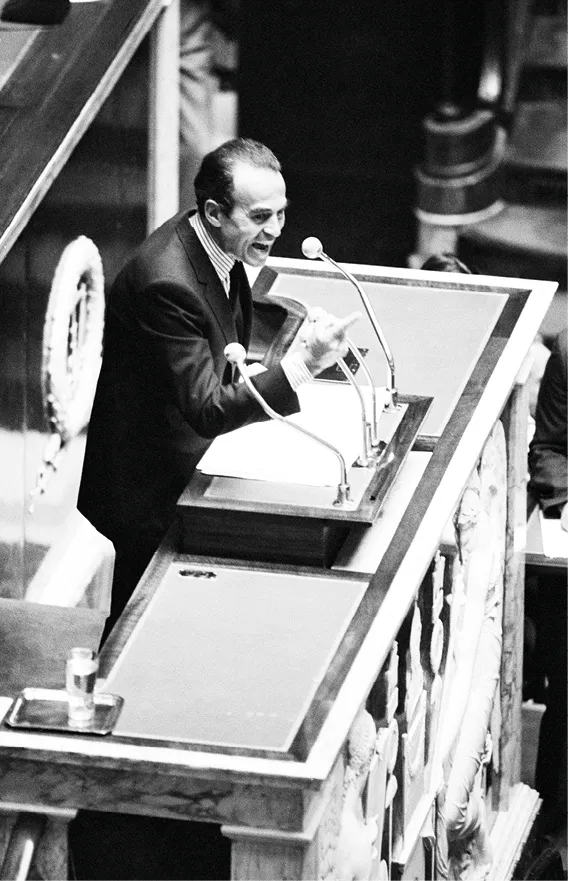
[178,504,351,568]
[177,395,431,567]
[0,754,307,829]
[0,0,164,262]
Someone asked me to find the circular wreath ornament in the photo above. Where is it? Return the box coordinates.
[41,235,105,444]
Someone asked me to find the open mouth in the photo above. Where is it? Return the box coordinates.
[252,242,270,255]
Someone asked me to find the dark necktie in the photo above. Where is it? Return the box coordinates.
[229,262,244,342]
[229,262,241,307]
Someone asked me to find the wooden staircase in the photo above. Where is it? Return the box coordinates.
[458,0,567,340]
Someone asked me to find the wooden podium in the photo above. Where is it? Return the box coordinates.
[0,258,558,881]
[177,392,431,567]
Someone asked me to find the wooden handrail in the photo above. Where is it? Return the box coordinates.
[0,0,173,264]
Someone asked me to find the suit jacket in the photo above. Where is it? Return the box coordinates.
[528,327,567,515]
[78,210,300,542]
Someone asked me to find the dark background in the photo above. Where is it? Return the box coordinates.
[238,0,485,265]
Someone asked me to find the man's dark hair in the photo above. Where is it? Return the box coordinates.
[194,138,281,216]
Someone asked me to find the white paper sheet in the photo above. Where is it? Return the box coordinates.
[0,697,12,720]
[198,382,388,486]
[539,509,568,559]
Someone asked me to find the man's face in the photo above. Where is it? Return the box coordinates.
[208,161,287,266]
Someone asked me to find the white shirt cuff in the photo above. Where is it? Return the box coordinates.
[281,353,313,391]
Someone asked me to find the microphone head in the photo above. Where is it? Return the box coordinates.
[224,342,247,364]
[301,236,323,260]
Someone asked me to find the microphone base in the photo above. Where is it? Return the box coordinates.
[333,483,353,507]
[384,388,400,413]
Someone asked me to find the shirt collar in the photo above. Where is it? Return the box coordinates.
[189,212,234,296]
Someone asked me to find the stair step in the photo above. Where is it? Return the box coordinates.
[459,204,567,272]
[507,101,567,175]
[527,14,568,69]
[461,204,566,258]
[503,166,567,207]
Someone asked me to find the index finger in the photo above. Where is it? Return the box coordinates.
[333,311,362,333]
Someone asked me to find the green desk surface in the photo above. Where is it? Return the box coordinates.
[104,563,367,752]
[269,275,507,437]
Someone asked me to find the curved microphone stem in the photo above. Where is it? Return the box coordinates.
[230,352,352,506]
[345,336,381,449]
[336,355,372,466]
[317,251,398,411]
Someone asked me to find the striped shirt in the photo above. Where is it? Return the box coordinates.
[188,211,312,391]
[189,211,234,296]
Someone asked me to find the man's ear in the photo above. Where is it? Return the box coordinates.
[204,199,223,227]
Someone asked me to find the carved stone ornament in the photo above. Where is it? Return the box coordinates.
[333,707,380,881]
[436,420,507,880]
[29,236,105,510]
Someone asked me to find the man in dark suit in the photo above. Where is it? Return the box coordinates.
[72,136,359,881]
[529,328,568,523]
[527,327,567,836]
[78,137,359,636]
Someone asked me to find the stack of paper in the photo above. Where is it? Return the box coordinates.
[198,382,387,487]
[539,509,568,559]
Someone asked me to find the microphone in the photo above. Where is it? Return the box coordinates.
[301,236,324,260]
[336,351,373,466]
[345,337,382,451]
[301,236,398,417]
[224,343,352,506]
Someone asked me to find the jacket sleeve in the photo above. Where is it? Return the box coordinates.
[528,329,568,515]
[133,278,300,440]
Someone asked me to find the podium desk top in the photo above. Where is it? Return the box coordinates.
[103,561,368,758]
[259,269,508,439]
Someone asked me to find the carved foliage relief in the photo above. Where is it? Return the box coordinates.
[327,422,507,881]
[436,420,507,880]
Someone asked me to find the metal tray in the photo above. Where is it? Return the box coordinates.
[4,687,124,735]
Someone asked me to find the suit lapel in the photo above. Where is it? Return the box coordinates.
[175,215,236,346]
